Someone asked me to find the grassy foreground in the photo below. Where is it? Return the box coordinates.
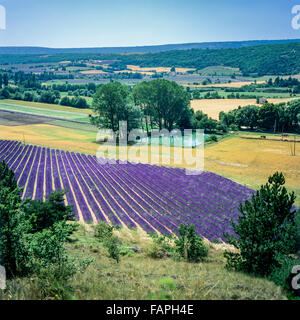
[1,224,286,300]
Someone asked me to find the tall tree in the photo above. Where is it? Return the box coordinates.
[257,103,279,130]
[0,162,27,278]
[91,81,142,136]
[3,73,8,87]
[134,79,190,131]
[224,172,297,276]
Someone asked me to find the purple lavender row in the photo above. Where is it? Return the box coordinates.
[19,146,38,191]
[114,163,222,240]
[3,143,23,169]
[45,148,52,197]
[35,148,46,200]
[77,153,145,229]
[79,153,155,232]
[117,163,230,238]
[69,152,130,226]
[65,151,105,223]
[0,141,15,160]
[97,161,184,236]
[60,150,93,223]
[24,148,41,199]
[94,162,174,235]
[55,149,80,220]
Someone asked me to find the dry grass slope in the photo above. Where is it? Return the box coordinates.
[0,225,287,300]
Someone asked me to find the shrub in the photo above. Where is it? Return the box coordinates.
[175,224,208,262]
[208,134,218,142]
[94,222,115,242]
[25,222,92,299]
[22,190,75,233]
[104,236,122,263]
[0,162,29,277]
[229,123,239,131]
[224,172,297,276]
[0,161,90,295]
[95,222,122,263]
[148,233,174,259]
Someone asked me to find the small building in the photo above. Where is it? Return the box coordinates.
[259,97,268,105]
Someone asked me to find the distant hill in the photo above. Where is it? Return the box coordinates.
[1,41,300,77]
[1,39,300,55]
[115,42,300,76]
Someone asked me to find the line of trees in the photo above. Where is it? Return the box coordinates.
[0,74,97,108]
[91,80,195,137]
[219,100,300,133]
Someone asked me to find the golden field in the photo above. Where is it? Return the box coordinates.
[126,65,196,73]
[114,69,154,75]
[204,137,300,205]
[1,123,299,205]
[80,70,108,74]
[191,98,299,120]
[184,81,265,88]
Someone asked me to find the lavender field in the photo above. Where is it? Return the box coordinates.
[0,139,255,242]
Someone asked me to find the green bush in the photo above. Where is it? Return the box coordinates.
[224,172,297,276]
[0,161,29,277]
[229,123,239,131]
[148,233,174,259]
[0,161,91,297]
[22,191,75,233]
[104,236,122,263]
[175,224,208,262]
[94,222,115,242]
[207,134,218,142]
[94,222,122,263]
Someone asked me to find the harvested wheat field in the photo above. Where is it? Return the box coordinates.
[114,70,154,75]
[204,137,300,206]
[184,81,265,88]
[191,98,299,120]
[80,70,108,74]
[127,65,196,73]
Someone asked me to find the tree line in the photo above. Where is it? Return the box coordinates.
[0,72,101,109]
[90,79,223,138]
[91,79,192,135]
[219,100,300,133]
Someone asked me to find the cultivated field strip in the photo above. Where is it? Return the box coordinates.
[0,140,255,241]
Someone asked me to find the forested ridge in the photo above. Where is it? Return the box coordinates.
[1,42,300,76]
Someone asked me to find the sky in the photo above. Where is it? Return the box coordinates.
[0,0,300,48]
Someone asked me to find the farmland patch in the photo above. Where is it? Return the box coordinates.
[191,98,299,120]
[0,110,50,126]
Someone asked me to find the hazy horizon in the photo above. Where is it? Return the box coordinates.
[1,38,300,49]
